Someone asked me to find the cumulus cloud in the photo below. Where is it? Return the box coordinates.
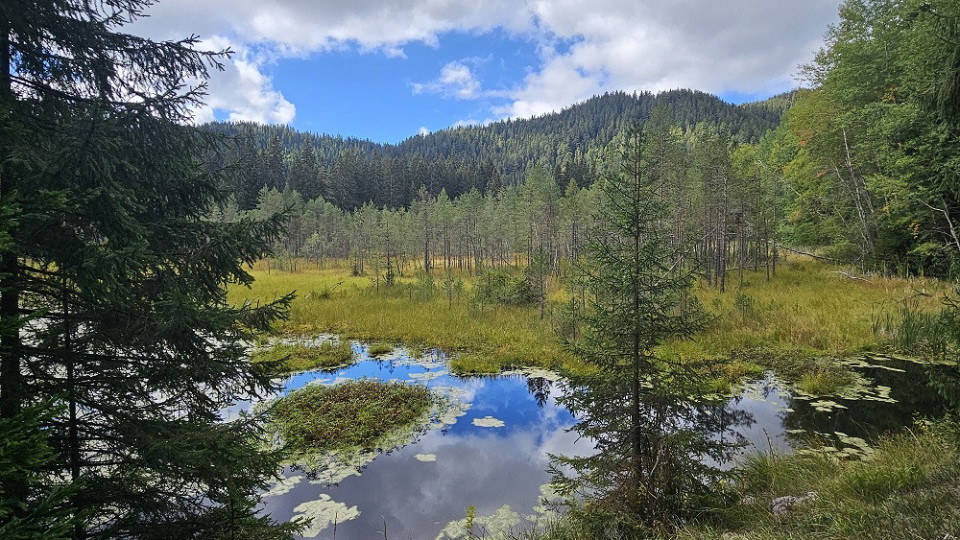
[186,36,295,125]
[412,61,482,99]
[129,0,839,125]
[497,0,839,118]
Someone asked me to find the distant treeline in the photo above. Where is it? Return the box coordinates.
[204,89,792,211]
[211,0,960,283]
[224,104,782,294]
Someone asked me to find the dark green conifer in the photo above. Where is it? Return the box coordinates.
[553,124,733,532]
[0,1,296,537]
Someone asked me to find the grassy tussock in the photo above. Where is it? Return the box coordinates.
[269,379,432,453]
[250,341,355,374]
[674,424,960,540]
[366,342,394,356]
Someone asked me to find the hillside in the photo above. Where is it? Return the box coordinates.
[205,89,794,210]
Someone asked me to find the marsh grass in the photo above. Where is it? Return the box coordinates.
[250,341,355,375]
[269,379,432,453]
[230,262,575,374]
[673,423,960,540]
[517,425,960,540]
[232,259,948,378]
[366,342,394,356]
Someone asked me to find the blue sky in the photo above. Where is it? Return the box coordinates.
[134,0,841,144]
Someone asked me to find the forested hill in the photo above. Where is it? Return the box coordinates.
[205,89,794,210]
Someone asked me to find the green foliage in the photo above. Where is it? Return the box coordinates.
[208,90,787,212]
[0,2,297,537]
[770,0,960,276]
[366,342,394,356]
[251,341,356,374]
[0,406,75,539]
[554,124,729,532]
[269,380,432,453]
[474,270,538,307]
[671,423,960,540]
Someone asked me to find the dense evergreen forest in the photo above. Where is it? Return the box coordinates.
[220,0,960,281]
[206,89,791,211]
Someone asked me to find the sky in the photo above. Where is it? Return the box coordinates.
[131,0,841,144]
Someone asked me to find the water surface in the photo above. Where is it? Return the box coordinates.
[253,343,943,539]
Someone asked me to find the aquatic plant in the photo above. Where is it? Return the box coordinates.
[269,379,432,452]
[250,340,355,374]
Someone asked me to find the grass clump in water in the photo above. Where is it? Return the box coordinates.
[270,379,432,453]
[730,347,856,395]
[366,342,394,356]
[251,341,355,375]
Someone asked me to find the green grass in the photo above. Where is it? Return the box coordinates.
[250,341,355,375]
[366,342,394,356]
[230,262,577,375]
[268,379,432,453]
[673,262,945,356]
[513,423,960,540]
[231,259,948,379]
[674,423,960,540]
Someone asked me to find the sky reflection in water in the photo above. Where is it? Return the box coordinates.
[255,344,940,539]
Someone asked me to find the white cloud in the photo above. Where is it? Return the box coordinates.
[129,0,839,125]
[187,36,295,125]
[412,61,482,99]
[418,126,430,136]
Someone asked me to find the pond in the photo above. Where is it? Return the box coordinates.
[251,341,945,539]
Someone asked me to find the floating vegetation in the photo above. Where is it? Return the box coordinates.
[251,339,355,375]
[415,453,437,462]
[292,494,360,537]
[809,399,848,412]
[472,415,505,428]
[435,504,524,540]
[501,367,565,382]
[262,474,302,498]
[843,356,906,372]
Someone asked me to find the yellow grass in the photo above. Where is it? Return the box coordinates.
[230,258,950,376]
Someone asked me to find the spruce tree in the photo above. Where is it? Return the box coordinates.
[553,125,733,532]
[0,1,296,538]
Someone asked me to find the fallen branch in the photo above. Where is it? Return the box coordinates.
[834,270,873,284]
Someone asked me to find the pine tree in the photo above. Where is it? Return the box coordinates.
[553,125,732,532]
[0,1,297,538]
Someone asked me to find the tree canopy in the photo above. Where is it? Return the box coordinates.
[0,1,295,538]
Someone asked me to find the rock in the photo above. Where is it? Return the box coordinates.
[770,491,818,517]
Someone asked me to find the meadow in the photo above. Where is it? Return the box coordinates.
[229,257,950,380]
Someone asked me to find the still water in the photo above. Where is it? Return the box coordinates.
[253,342,943,540]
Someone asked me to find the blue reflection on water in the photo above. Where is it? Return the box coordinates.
[261,344,581,540]
[256,342,938,540]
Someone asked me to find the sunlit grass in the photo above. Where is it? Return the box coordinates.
[231,258,949,377]
[250,341,355,375]
[230,261,576,374]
